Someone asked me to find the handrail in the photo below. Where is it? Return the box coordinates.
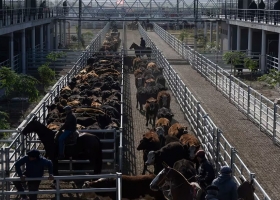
[138,22,271,200]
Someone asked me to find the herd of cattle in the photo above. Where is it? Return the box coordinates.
[99,27,122,52]
[80,56,204,200]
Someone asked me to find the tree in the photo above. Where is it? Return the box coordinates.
[0,67,18,96]
[0,111,10,138]
[223,51,246,75]
[38,64,56,91]
[178,29,189,42]
[258,69,280,88]
[14,74,39,102]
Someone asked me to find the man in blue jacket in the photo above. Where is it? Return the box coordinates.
[14,149,53,200]
[212,166,238,200]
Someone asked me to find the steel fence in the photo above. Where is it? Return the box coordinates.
[0,22,111,173]
[0,21,125,199]
[0,173,122,200]
[138,23,271,200]
[153,22,280,146]
[266,54,278,70]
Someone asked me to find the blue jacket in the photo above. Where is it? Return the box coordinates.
[15,155,53,178]
[212,174,238,200]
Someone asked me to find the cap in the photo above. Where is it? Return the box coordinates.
[64,106,72,111]
[195,150,205,158]
[27,149,40,158]
[140,37,143,39]
[220,166,232,174]
[206,185,219,191]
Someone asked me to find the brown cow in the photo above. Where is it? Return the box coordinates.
[145,78,156,87]
[147,62,157,70]
[168,123,188,139]
[157,90,171,109]
[137,129,161,175]
[145,97,159,127]
[82,174,165,200]
[179,133,200,159]
[155,118,170,135]
[67,100,80,107]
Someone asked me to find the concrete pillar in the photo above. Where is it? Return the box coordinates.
[248,28,252,55]
[54,20,57,49]
[210,21,213,43]
[10,32,14,70]
[278,33,280,71]
[227,24,231,50]
[237,26,241,51]
[31,27,36,68]
[59,20,62,44]
[261,30,266,72]
[47,23,51,51]
[216,22,219,50]
[63,20,66,46]
[21,29,26,74]
[204,21,207,39]
[40,25,44,52]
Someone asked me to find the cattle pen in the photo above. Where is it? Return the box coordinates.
[0,21,273,200]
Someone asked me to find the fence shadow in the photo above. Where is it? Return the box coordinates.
[122,70,137,175]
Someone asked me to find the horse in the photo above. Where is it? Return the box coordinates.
[129,42,152,58]
[150,164,201,200]
[21,116,103,180]
[237,177,255,200]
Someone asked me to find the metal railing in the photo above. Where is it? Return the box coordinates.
[153,22,280,145]
[0,22,110,176]
[0,7,55,28]
[0,21,124,199]
[266,54,278,70]
[0,174,122,200]
[138,23,271,200]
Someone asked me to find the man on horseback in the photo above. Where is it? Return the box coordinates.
[58,106,77,159]
[140,37,146,49]
[195,150,215,197]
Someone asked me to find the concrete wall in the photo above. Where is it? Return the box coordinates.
[220,21,228,51]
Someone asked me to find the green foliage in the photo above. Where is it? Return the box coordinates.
[0,110,9,138]
[258,69,280,87]
[38,64,55,90]
[14,74,39,102]
[205,42,220,52]
[0,67,18,96]
[244,57,258,71]
[178,29,189,42]
[223,51,246,65]
[46,51,66,62]
[71,35,77,42]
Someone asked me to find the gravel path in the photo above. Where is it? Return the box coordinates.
[147,31,280,199]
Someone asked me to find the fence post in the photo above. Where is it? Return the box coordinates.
[56,179,60,200]
[116,172,122,200]
[43,101,46,125]
[215,129,221,174]
[119,128,123,172]
[215,64,218,90]
[247,86,251,118]
[273,103,277,144]
[230,147,236,175]
[229,75,232,103]
[4,148,10,178]
[196,102,201,133]
[249,172,255,183]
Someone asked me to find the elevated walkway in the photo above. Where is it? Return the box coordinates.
[147,31,280,199]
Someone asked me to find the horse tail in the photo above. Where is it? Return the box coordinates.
[95,136,103,174]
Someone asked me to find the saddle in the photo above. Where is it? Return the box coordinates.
[54,130,79,146]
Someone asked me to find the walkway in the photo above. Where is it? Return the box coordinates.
[147,31,280,199]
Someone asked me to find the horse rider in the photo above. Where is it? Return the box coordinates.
[14,149,53,200]
[205,185,219,200]
[195,150,215,199]
[140,37,146,49]
[212,166,238,200]
[58,106,77,159]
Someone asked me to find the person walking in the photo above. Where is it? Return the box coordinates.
[58,106,77,159]
[14,149,53,200]
[212,166,238,200]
